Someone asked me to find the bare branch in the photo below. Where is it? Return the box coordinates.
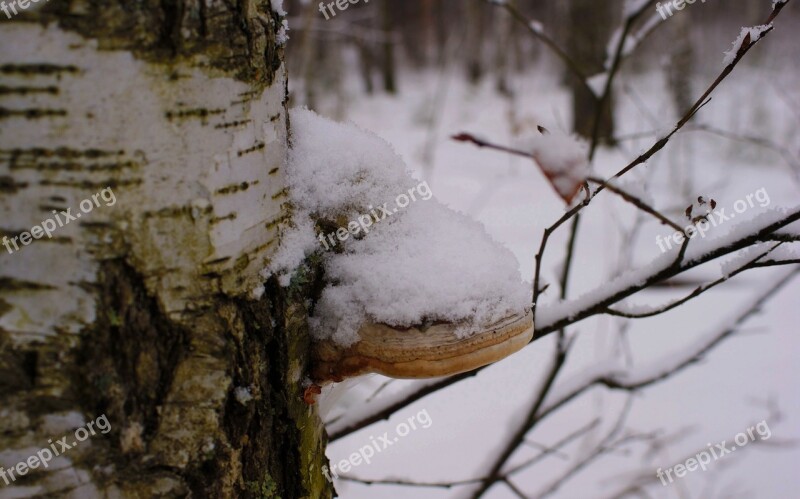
[605,243,783,319]
[536,398,637,498]
[337,475,482,489]
[505,419,601,476]
[328,370,483,441]
[335,421,601,492]
[538,267,799,421]
[538,209,800,335]
[503,479,528,499]
[761,233,800,243]
[451,132,536,160]
[752,259,800,268]
[684,123,800,177]
[589,176,685,233]
[467,341,572,498]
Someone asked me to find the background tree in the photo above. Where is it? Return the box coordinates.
[567,0,617,143]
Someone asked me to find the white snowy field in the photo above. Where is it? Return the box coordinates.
[301,53,800,499]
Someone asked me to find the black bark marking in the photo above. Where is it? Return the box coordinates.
[210,213,237,224]
[165,108,225,121]
[0,175,28,193]
[0,107,67,119]
[10,160,139,172]
[214,119,252,129]
[215,181,258,195]
[270,187,288,200]
[0,277,56,291]
[38,179,142,189]
[0,85,59,96]
[0,334,38,398]
[0,64,79,76]
[237,142,265,157]
[0,147,125,160]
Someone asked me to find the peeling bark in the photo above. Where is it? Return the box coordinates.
[0,2,332,498]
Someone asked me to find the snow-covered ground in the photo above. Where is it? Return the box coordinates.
[300,56,800,498]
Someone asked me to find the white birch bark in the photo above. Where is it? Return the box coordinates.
[0,4,330,497]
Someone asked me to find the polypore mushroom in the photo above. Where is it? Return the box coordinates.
[269,109,534,384]
[311,310,533,383]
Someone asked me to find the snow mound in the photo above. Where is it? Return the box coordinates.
[267,108,531,346]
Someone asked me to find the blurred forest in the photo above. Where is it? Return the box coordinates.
[283,0,795,130]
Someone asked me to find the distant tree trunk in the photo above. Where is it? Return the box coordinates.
[567,0,616,143]
[400,0,426,68]
[433,0,448,63]
[358,41,376,95]
[0,3,332,498]
[421,0,437,64]
[465,0,486,84]
[299,0,321,108]
[495,0,515,96]
[668,14,694,116]
[380,0,397,93]
[668,13,696,199]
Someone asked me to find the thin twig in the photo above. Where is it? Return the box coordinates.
[536,397,636,498]
[467,342,571,498]
[505,419,601,476]
[589,176,685,233]
[605,243,783,318]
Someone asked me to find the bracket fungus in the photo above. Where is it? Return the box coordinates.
[311,310,533,383]
[267,109,534,383]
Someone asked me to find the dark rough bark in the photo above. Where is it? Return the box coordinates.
[64,261,328,497]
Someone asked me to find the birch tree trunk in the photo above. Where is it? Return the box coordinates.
[0,2,332,498]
